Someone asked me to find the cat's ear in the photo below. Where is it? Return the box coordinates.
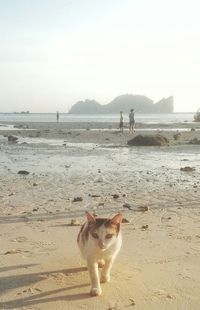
[85,211,96,223]
[110,213,123,225]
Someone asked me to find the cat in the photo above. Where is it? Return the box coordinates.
[77,211,123,296]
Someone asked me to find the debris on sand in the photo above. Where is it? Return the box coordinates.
[4,249,30,255]
[141,224,149,230]
[123,203,132,210]
[90,194,101,198]
[129,298,136,305]
[112,194,119,199]
[69,219,81,226]
[122,218,130,223]
[32,207,39,212]
[4,249,21,255]
[73,197,83,202]
[137,206,149,212]
[13,124,29,129]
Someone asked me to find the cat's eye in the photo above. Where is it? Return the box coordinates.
[105,234,113,239]
[92,232,99,239]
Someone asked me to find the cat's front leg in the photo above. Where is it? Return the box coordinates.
[101,257,114,283]
[87,258,102,296]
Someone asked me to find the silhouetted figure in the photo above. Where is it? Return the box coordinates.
[119,111,123,132]
[129,109,135,133]
[56,111,59,123]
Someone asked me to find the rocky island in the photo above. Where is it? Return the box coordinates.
[68,94,174,114]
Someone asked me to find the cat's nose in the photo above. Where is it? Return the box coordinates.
[98,240,105,249]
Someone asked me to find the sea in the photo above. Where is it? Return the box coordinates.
[0,112,195,124]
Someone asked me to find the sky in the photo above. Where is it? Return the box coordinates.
[0,0,200,113]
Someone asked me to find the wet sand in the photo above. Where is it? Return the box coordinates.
[0,121,200,309]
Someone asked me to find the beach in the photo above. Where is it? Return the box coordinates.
[0,120,200,310]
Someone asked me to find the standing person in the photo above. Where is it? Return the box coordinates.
[56,111,59,123]
[129,109,135,133]
[119,111,123,132]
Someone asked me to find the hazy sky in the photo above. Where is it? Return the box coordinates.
[0,0,200,112]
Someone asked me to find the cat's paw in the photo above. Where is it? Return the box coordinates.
[90,287,102,296]
[101,274,110,283]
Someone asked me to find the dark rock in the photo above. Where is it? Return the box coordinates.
[173,133,181,140]
[8,135,18,143]
[180,166,195,172]
[189,138,200,145]
[18,170,30,175]
[127,134,169,146]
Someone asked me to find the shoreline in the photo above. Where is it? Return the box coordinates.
[0,121,200,147]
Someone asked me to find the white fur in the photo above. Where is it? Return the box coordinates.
[78,221,122,296]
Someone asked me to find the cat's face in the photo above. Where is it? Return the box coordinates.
[86,212,123,251]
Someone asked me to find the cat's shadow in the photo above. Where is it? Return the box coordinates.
[0,266,90,309]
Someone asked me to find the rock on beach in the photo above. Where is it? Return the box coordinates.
[127,134,169,146]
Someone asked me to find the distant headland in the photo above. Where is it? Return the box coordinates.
[68,94,174,114]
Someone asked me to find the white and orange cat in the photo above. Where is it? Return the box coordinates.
[77,212,123,296]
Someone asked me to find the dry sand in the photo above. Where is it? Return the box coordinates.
[0,121,200,310]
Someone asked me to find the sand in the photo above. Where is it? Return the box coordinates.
[0,121,200,310]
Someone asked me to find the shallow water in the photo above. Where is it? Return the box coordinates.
[0,112,195,124]
[1,140,199,184]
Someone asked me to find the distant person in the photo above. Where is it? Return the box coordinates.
[56,111,59,123]
[119,111,123,132]
[129,109,135,133]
